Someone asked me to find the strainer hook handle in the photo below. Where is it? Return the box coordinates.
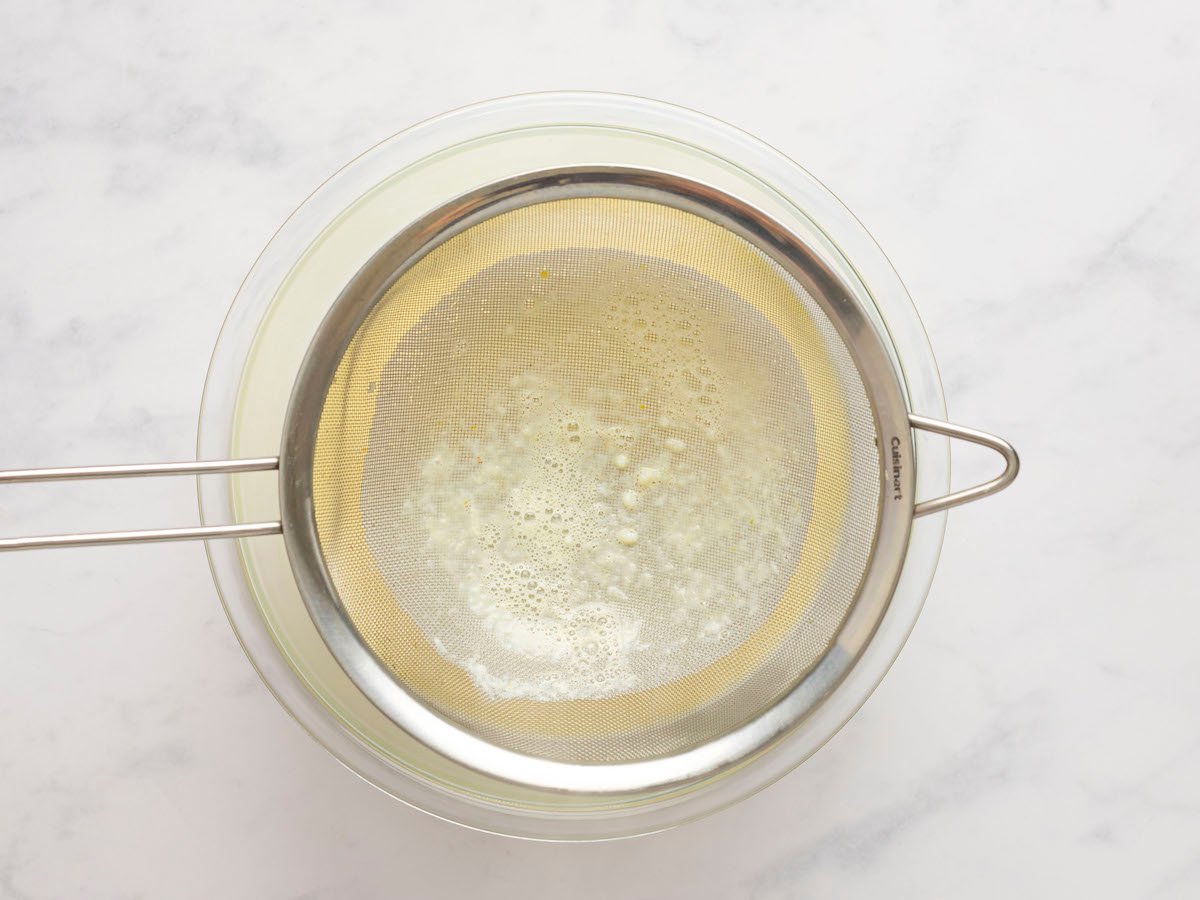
[0,458,281,550]
[909,416,1019,517]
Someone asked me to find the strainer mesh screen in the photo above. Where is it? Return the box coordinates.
[311,197,881,764]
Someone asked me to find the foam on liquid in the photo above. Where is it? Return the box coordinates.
[408,256,808,702]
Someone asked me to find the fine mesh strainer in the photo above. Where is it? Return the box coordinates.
[0,167,1016,796]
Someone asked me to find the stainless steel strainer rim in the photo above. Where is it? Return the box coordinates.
[278,166,917,793]
[0,162,1018,795]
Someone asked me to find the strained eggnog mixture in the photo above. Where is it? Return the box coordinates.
[389,250,813,702]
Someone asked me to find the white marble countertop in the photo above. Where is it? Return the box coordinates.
[2,2,1197,897]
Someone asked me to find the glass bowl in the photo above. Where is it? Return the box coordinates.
[197,92,949,841]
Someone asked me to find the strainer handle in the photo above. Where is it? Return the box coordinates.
[0,458,281,550]
[909,416,1019,517]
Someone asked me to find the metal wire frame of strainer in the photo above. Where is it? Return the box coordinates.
[0,167,1018,795]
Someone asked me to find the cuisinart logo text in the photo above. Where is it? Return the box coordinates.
[890,436,903,500]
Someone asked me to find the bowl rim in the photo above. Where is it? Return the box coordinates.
[197,90,949,841]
